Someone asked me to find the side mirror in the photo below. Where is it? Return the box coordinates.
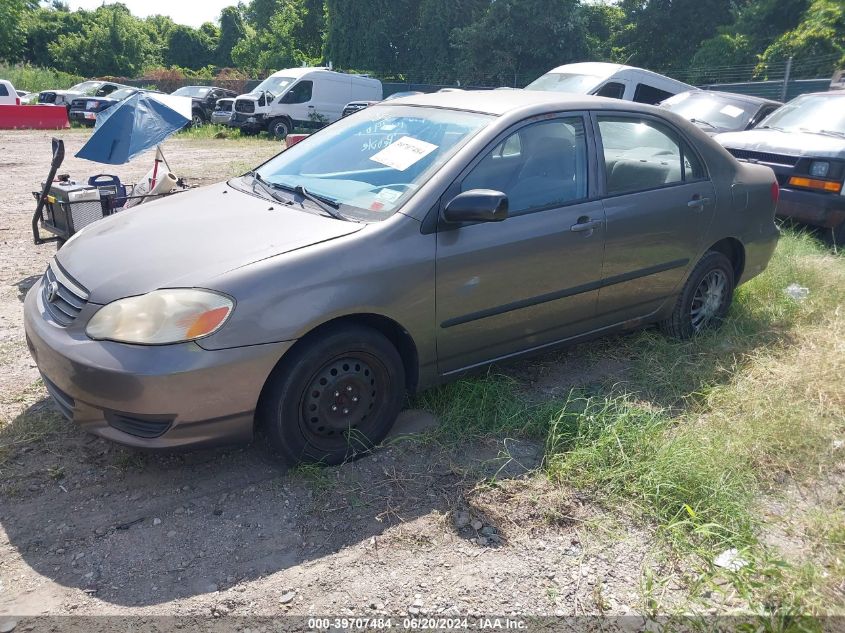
[442,189,508,223]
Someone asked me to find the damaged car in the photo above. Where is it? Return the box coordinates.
[25,91,779,465]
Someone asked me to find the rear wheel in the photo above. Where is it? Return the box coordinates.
[832,221,845,248]
[258,325,405,465]
[659,251,735,339]
[190,111,205,127]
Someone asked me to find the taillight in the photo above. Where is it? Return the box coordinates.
[15,97,20,106]
[771,180,780,203]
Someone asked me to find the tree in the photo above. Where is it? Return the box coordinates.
[406,0,487,83]
[688,34,755,83]
[451,0,589,87]
[21,3,85,68]
[580,2,626,62]
[757,0,845,78]
[615,0,736,73]
[216,6,247,67]
[48,4,156,76]
[0,0,36,62]
[165,24,216,70]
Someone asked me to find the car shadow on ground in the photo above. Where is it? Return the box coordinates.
[0,398,540,608]
[15,275,41,302]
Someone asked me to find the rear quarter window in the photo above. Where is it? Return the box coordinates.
[633,84,675,105]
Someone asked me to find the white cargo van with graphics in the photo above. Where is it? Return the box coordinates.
[526,62,694,104]
[230,67,383,139]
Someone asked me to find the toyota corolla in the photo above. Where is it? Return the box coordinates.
[24,90,780,465]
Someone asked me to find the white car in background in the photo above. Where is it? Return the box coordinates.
[0,79,21,105]
[526,62,693,104]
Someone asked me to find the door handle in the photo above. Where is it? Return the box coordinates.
[307,105,315,109]
[570,218,602,233]
[687,196,711,209]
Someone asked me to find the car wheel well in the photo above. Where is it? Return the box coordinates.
[262,314,419,397]
[706,237,745,282]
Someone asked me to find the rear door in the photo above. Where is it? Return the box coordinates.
[592,112,716,325]
[435,114,606,374]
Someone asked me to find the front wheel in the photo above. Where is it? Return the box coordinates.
[659,251,735,339]
[268,118,290,140]
[258,325,406,465]
[190,111,205,128]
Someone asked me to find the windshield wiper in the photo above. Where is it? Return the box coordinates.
[293,185,352,221]
[690,118,718,130]
[247,171,291,204]
[759,125,785,132]
[817,129,845,138]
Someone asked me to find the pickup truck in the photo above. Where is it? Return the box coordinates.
[171,86,239,126]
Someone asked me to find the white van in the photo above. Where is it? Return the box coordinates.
[526,62,694,104]
[230,67,383,139]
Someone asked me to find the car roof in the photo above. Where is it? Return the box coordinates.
[678,89,782,106]
[542,62,692,86]
[380,89,649,116]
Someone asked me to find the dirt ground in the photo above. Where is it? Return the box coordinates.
[0,129,724,624]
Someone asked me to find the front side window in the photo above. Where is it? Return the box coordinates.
[595,82,626,99]
[598,116,703,195]
[461,117,588,215]
[283,80,313,104]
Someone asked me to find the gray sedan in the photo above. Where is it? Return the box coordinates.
[24,91,780,465]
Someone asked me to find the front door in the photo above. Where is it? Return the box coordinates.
[435,115,606,375]
[591,113,717,324]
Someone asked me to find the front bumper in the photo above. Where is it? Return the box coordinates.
[776,187,845,229]
[228,112,264,131]
[23,277,294,449]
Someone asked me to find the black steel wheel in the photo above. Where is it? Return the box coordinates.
[190,111,205,128]
[660,251,735,339]
[258,325,405,465]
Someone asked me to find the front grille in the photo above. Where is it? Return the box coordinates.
[70,99,88,110]
[235,100,255,114]
[42,374,75,420]
[39,92,56,104]
[105,412,174,439]
[727,148,799,167]
[42,264,89,327]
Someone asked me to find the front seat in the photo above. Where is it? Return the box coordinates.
[509,131,577,211]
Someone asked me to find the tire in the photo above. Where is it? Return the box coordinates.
[268,118,290,140]
[659,251,735,339]
[258,325,406,466]
[832,221,845,248]
[190,111,205,128]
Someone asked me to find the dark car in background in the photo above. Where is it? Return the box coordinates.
[716,92,845,243]
[171,85,239,126]
[68,87,145,126]
[661,90,781,135]
[38,80,128,110]
[341,91,424,117]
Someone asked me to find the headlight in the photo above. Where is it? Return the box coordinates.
[86,289,234,345]
[809,161,830,178]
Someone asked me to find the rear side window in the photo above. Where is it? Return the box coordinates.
[462,117,588,215]
[633,84,674,105]
[0,84,8,97]
[597,116,704,195]
[595,82,625,99]
[283,80,313,104]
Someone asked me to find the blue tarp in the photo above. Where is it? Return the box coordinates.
[75,92,192,165]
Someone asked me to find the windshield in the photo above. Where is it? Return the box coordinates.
[69,81,103,95]
[251,105,492,221]
[661,92,756,130]
[251,76,296,98]
[172,86,211,98]
[757,94,845,135]
[525,72,604,94]
[108,88,137,101]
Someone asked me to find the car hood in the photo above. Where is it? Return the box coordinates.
[715,128,845,159]
[56,182,364,304]
[42,90,81,97]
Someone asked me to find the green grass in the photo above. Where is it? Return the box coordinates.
[0,63,82,94]
[417,229,845,615]
[174,123,280,142]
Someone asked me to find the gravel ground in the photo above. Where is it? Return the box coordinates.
[0,129,691,623]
